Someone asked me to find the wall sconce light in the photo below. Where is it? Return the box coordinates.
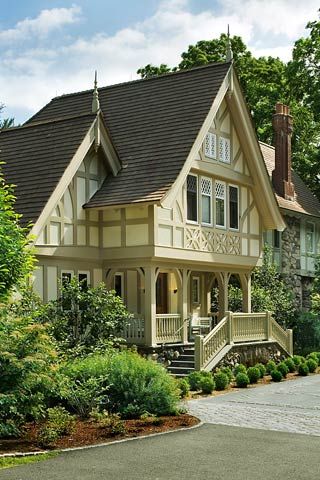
[173,289,178,294]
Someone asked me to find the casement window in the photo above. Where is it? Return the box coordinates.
[306,222,315,253]
[273,230,280,249]
[78,271,90,288]
[215,181,226,228]
[229,185,239,230]
[187,174,198,222]
[201,177,212,225]
[114,272,124,299]
[61,270,73,285]
[205,132,217,159]
[192,277,200,304]
[219,137,231,164]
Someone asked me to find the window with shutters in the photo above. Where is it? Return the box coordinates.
[187,174,198,222]
[229,185,239,230]
[215,181,226,228]
[204,132,216,159]
[201,177,212,225]
[219,137,231,164]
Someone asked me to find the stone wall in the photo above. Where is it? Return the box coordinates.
[281,215,303,309]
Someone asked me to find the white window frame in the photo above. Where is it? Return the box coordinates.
[200,176,213,226]
[114,272,125,300]
[215,180,226,229]
[186,174,199,224]
[306,222,315,254]
[219,136,231,164]
[204,132,217,160]
[192,277,200,304]
[228,184,239,231]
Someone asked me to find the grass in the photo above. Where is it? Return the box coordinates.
[0,452,58,469]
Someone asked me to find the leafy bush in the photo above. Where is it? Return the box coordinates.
[284,358,296,373]
[235,372,249,388]
[200,376,215,394]
[214,372,229,390]
[292,355,304,366]
[306,358,317,373]
[107,414,127,436]
[292,312,320,355]
[266,360,277,374]
[298,363,309,376]
[307,352,319,365]
[247,367,260,384]
[177,379,190,398]
[220,367,233,382]
[106,351,180,417]
[271,369,283,382]
[234,364,247,376]
[277,362,289,378]
[0,311,59,437]
[37,407,75,447]
[187,371,204,391]
[255,363,266,378]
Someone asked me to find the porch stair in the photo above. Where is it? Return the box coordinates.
[167,347,195,378]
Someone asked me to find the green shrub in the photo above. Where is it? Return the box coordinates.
[214,372,229,391]
[271,369,283,382]
[284,358,296,373]
[121,403,143,419]
[200,376,215,394]
[298,363,309,376]
[266,360,277,374]
[187,371,204,391]
[292,355,304,366]
[255,363,266,378]
[306,352,319,365]
[292,311,320,355]
[277,362,289,378]
[220,367,233,382]
[106,414,127,436]
[235,372,249,388]
[306,358,317,373]
[37,407,75,447]
[247,367,261,384]
[177,379,190,398]
[234,364,247,376]
[106,351,180,416]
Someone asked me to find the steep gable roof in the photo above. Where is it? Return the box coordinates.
[27,62,231,208]
[260,142,320,218]
[0,114,96,226]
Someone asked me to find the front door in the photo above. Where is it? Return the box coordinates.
[156,273,168,314]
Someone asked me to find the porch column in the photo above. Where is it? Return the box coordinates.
[240,273,252,313]
[144,266,157,346]
[218,272,229,319]
[181,269,189,343]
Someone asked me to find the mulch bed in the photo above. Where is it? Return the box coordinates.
[0,414,199,455]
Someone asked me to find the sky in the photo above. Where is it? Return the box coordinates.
[0,0,319,124]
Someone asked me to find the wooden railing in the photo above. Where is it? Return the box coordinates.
[122,316,145,344]
[155,314,183,343]
[195,311,293,371]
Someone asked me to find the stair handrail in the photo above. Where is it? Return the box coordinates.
[172,316,190,339]
[195,314,229,370]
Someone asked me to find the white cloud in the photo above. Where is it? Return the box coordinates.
[0,0,319,122]
[0,4,81,42]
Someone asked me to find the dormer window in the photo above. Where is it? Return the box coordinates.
[205,132,216,159]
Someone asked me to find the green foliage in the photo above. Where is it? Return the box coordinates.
[187,371,204,391]
[306,358,317,373]
[266,360,277,374]
[37,407,75,447]
[213,372,229,391]
[307,352,320,364]
[284,358,296,373]
[255,363,266,378]
[298,362,309,376]
[0,167,34,301]
[177,378,190,398]
[106,351,180,417]
[0,453,57,470]
[0,104,14,130]
[234,364,247,376]
[292,312,320,355]
[247,367,261,384]
[271,369,283,382]
[220,366,233,382]
[200,376,215,394]
[277,362,289,378]
[292,355,304,366]
[39,278,130,357]
[235,372,249,388]
[107,414,127,436]
[0,309,58,437]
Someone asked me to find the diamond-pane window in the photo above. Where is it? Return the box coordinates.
[201,177,212,225]
[219,137,231,164]
[201,177,212,196]
[215,181,225,199]
[215,181,225,228]
[187,174,197,193]
[205,132,216,159]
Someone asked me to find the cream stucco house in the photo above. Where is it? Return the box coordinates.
[1,61,295,371]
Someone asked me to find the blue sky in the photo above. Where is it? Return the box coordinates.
[0,0,319,123]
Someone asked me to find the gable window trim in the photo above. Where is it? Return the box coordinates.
[229,184,239,231]
[215,180,226,229]
[186,173,199,224]
[200,176,213,226]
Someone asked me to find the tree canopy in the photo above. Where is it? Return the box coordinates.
[0,104,14,130]
[138,17,320,199]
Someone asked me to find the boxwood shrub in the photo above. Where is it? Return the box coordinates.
[255,363,266,378]
[236,372,249,388]
[277,362,289,378]
[266,360,277,374]
[234,364,247,376]
[187,371,205,391]
[306,358,317,373]
[214,372,229,391]
[284,358,296,373]
[200,376,215,394]
[298,362,309,376]
[271,369,283,382]
[247,367,260,384]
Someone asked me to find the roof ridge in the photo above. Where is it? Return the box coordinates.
[9,112,96,132]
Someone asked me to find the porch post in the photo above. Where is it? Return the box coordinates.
[218,272,229,319]
[181,269,189,343]
[144,266,157,346]
[241,273,252,313]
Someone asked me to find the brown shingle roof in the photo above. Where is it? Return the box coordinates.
[27,62,231,208]
[260,142,320,218]
[0,114,96,226]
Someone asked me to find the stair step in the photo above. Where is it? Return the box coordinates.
[171,360,194,368]
[167,366,195,374]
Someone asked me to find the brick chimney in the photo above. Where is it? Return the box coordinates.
[272,103,295,200]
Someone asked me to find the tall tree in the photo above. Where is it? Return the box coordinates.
[0,104,14,130]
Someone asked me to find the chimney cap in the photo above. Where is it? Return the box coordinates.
[275,102,290,116]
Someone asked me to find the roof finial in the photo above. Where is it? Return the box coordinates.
[226,25,233,62]
[92,70,100,114]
